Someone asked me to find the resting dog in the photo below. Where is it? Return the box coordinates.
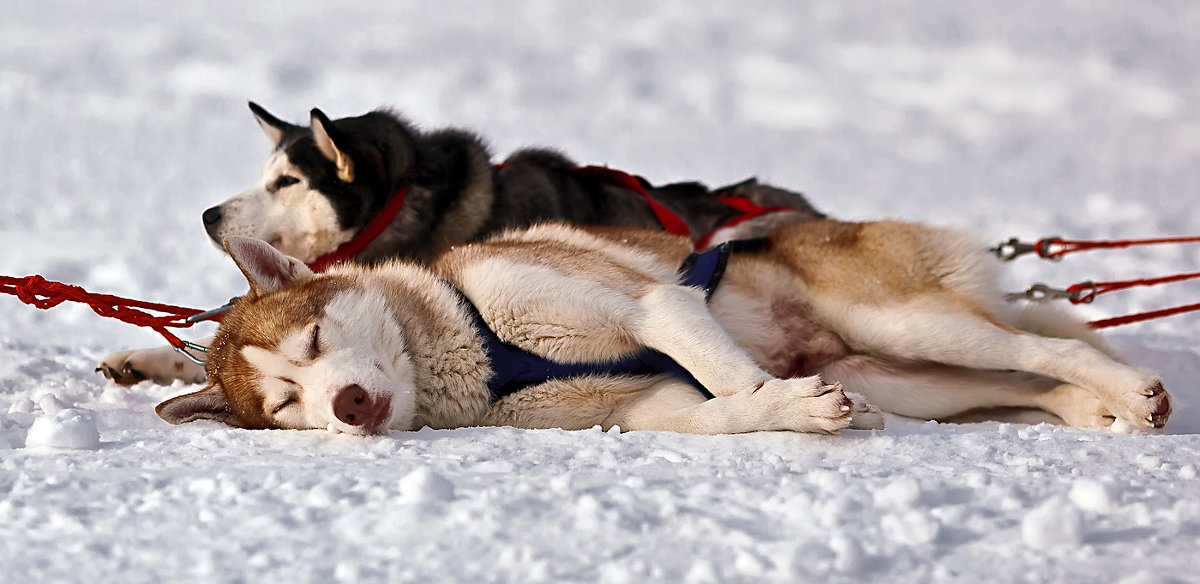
[98,103,821,385]
[155,222,1171,434]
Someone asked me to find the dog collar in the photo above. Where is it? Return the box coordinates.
[308,186,408,272]
[456,242,736,402]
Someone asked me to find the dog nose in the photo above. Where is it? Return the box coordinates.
[202,206,223,227]
[333,384,372,426]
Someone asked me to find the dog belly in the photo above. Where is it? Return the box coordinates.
[708,289,849,379]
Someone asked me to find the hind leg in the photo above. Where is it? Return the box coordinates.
[836,307,1169,428]
[822,356,1118,427]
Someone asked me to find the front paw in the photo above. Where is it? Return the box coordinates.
[97,347,206,386]
[751,377,854,434]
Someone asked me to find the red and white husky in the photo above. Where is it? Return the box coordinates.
[156,221,1171,435]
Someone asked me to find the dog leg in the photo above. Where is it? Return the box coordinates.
[834,308,1169,428]
[822,356,1118,427]
[634,285,776,397]
[608,376,881,434]
[97,336,210,386]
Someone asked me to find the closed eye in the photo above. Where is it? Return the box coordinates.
[272,175,300,191]
[308,324,321,360]
[271,390,299,416]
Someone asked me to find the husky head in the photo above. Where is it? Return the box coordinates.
[156,237,417,434]
[202,103,416,264]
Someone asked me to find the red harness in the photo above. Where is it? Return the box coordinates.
[696,196,797,249]
[305,166,790,271]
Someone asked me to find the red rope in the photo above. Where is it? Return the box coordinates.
[1066,271,1200,304]
[1037,235,1200,260]
[1047,272,1200,328]
[0,275,213,349]
[1090,302,1200,329]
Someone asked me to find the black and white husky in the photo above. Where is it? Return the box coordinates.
[203,103,822,266]
[98,103,822,385]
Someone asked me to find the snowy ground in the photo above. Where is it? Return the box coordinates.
[3,2,1200,582]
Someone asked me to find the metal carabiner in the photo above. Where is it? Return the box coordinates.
[172,339,209,366]
[1004,283,1073,303]
[990,237,1038,261]
[990,236,1064,261]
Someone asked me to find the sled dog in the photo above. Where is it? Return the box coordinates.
[99,103,821,385]
[204,102,822,265]
[155,222,1171,434]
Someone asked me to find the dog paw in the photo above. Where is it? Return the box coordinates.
[845,391,885,430]
[750,377,854,434]
[1137,381,1172,429]
[1106,379,1172,430]
[97,347,206,386]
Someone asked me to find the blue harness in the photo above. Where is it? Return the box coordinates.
[458,242,741,403]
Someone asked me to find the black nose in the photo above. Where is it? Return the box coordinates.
[202,206,223,227]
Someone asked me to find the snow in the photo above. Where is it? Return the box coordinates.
[25,409,101,450]
[3,1,1200,582]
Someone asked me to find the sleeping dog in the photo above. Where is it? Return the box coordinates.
[156,221,1171,434]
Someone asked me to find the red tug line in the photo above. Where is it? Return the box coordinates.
[997,235,1200,328]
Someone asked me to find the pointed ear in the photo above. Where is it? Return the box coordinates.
[310,108,355,183]
[156,383,244,427]
[249,102,298,149]
[223,236,315,297]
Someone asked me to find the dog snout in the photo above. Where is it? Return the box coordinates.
[333,384,373,427]
[202,206,223,228]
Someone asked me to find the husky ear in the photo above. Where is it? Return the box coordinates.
[156,383,244,427]
[248,102,298,149]
[224,236,315,297]
[310,108,355,183]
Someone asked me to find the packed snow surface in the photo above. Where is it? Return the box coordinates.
[3,2,1200,582]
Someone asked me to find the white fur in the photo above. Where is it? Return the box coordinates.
[240,288,416,434]
[208,151,354,263]
[457,259,648,362]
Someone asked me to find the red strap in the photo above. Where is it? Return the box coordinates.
[0,275,211,349]
[1090,302,1200,328]
[1066,271,1200,304]
[308,186,408,272]
[570,166,692,239]
[1041,271,1200,328]
[695,196,797,249]
[1037,235,1200,260]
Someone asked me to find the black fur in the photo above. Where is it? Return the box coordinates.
[220,104,826,264]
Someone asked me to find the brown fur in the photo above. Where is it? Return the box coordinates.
[156,219,1171,435]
